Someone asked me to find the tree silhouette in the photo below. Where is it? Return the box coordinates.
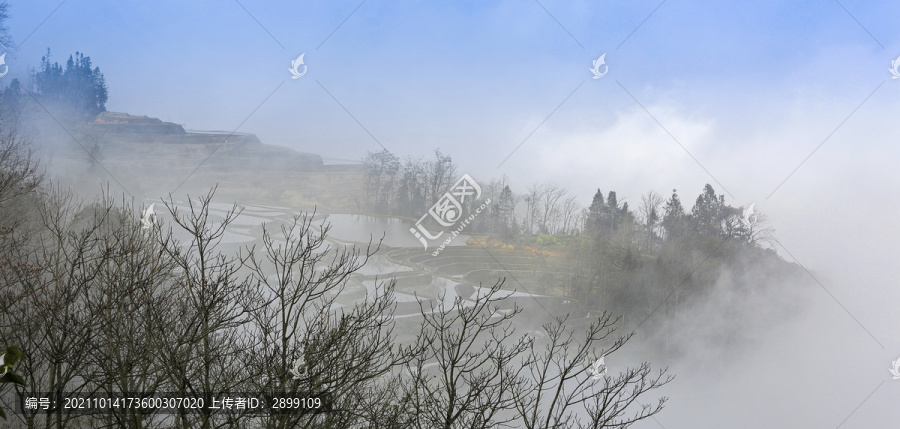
[31,49,108,120]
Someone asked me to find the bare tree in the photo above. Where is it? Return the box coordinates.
[0,179,675,429]
[0,1,14,54]
[0,83,42,247]
[399,280,531,428]
[745,212,775,248]
[538,183,566,235]
[637,191,664,253]
[423,149,456,209]
[241,211,416,428]
[516,313,672,429]
[153,188,258,429]
[724,204,774,248]
[0,89,42,311]
[560,195,581,236]
[0,110,40,207]
[80,192,178,429]
[76,124,107,176]
[397,156,425,217]
[398,280,672,429]
[523,183,542,235]
[1,188,112,428]
[363,150,400,214]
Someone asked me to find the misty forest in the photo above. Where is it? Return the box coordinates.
[0,1,897,428]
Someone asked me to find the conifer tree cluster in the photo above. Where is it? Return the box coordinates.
[31,49,108,119]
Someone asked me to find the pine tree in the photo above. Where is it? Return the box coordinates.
[690,184,725,237]
[605,191,620,235]
[496,185,516,241]
[662,189,686,240]
[586,189,604,237]
[31,49,108,120]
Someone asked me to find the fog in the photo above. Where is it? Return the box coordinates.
[2,0,899,427]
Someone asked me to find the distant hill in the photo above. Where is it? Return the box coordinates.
[53,112,366,212]
[89,112,187,134]
[81,112,320,165]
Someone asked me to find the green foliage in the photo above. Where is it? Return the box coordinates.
[565,183,789,332]
[586,189,631,238]
[514,233,577,251]
[0,345,26,420]
[662,189,687,239]
[690,184,726,237]
[363,151,787,339]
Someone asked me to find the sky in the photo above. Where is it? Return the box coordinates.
[5,0,896,212]
[3,1,900,427]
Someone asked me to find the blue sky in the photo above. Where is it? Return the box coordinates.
[3,0,899,209]
[3,0,898,202]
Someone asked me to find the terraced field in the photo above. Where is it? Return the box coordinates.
[387,246,574,299]
[161,202,584,338]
